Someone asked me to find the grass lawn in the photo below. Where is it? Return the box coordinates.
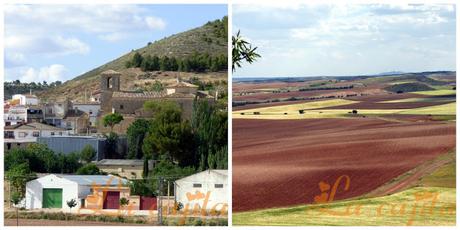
[411,90,456,96]
[233,187,456,226]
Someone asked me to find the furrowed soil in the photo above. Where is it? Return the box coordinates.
[232,118,455,212]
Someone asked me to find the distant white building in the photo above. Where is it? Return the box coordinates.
[72,103,101,127]
[174,170,228,212]
[26,174,128,212]
[43,99,71,127]
[4,105,28,126]
[90,90,101,103]
[4,122,69,150]
[166,81,198,95]
[12,94,40,106]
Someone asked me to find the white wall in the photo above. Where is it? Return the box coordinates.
[72,104,100,126]
[174,170,228,212]
[25,175,80,212]
[6,106,27,122]
[10,129,69,143]
[12,94,39,106]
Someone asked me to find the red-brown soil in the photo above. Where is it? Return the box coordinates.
[233,92,426,111]
[232,118,455,212]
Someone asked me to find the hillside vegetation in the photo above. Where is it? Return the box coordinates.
[384,82,434,93]
[37,16,228,102]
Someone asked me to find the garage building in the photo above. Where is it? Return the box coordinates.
[25,174,128,212]
[174,170,228,212]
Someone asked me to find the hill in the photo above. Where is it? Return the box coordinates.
[384,82,434,93]
[37,17,228,102]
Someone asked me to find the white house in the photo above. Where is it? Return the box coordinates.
[4,105,28,126]
[4,122,70,150]
[12,94,40,106]
[174,170,228,212]
[26,174,128,212]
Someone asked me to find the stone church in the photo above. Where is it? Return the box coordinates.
[98,70,213,133]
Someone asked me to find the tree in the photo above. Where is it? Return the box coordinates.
[160,56,170,71]
[132,52,143,67]
[232,30,261,72]
[11,191,22,226]
[142,100,195,166]
[105,132,120,159]
[120,197,129,207]
[148,156,195,195]
[27,143,56,172]
[142,157,149,178]
[76,163,104,175]
[66,199,77,213]
[127,119,151,159]
[191,100,228,170]
[5,144,81,174]
[151,81,164,92]
[103,112,124,132]
[6,162,36,197]
[80,145,96,163]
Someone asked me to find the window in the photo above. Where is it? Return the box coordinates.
[18,132,27,138]
[4,131,14,139]
[193,183,202,188]
[32,131,40,137]
[215,184,224,188]
[120,104,124,109]
[51,132,55,136]
[107,77,113,89]
[59,132,63,136]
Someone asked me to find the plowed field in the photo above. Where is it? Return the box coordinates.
[232,118,455,212]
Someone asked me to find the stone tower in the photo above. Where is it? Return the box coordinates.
[100,70,121,114]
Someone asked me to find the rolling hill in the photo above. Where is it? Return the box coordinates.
[36,16,228,102]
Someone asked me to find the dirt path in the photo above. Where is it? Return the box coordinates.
[4,218,156,226]
[366,150,455,197]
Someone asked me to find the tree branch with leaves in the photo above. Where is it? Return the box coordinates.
[232,30,261,72]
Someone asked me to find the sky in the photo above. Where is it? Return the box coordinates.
[233,4,456,78]
[5,4,227,83]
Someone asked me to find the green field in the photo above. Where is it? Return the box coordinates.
[419,162,456,188]
[233,187,456,226]
[411,90,456,96]
[233,99,456,120]
[400,102,456,115]
[380,97,455,103]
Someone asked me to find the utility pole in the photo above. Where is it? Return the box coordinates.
[167,180,170,216]
[158,177,163,225]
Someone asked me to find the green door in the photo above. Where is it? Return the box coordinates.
[42,188,63,208]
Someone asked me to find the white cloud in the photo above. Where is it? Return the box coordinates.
[5,35,90,57]
[145,16,166,30]
[233,4,456,77]
[17,64,68,83]
[5,5,167,38]
[4,4,167,69]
